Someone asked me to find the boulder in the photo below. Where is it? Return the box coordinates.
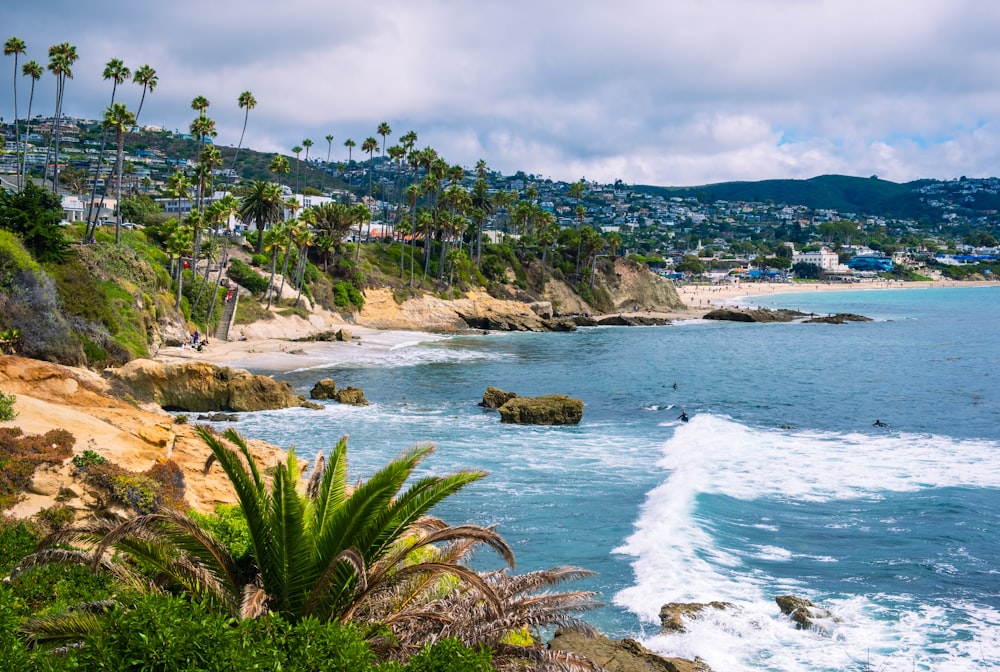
[528,301,554,319]
[499,394,583,425]
[109,359,301,412]
[479,386,517,409]
[310,378,338,400]
[548,628,713,672]
[334,386,368,406]
[775,595,840,631]
[659,602,735,633]
[196,413,240,422]
[335,328,353,341]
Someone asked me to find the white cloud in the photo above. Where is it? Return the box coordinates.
[5,0,1000,186]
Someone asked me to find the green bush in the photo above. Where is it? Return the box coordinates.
[332,281,365,310]
[402,638,495,672]
[0,392,15,422]
[228,258,270,295]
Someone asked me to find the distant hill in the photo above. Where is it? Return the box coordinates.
[634,175,941,221]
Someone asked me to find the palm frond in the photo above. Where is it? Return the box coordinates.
[305,451,326,499]
[241,583,270,620]
[22,611,105,649]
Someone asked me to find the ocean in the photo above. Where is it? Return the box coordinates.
[229,285,1000,671]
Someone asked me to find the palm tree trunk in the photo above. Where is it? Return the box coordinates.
[265,247,279,309]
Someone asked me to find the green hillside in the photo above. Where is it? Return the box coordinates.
[635,175,940,221]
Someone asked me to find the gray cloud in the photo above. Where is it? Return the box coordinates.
[5,0,999,186]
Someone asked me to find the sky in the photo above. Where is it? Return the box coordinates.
[5,0,1000,187]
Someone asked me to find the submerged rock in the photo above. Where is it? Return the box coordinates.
[498,394,583,425]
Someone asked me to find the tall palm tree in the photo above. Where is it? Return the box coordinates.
[301,138,313,190]
[201,193,241,323]
[240,179,284,255]
[288,145,301,194]
[19,59,42,189]
[172,213,198,310]
[229,90,256,183]
[324,133,334,190]
[362,136,379,237]
[4,37,26,189]
[86,58,130,240]
[131,64,157,125]
[44,42,78,194]
[191,95,209,116]
[264,220,289,309]
[343,138,355,185]
[102,102,135,245]
[377,121,392,158]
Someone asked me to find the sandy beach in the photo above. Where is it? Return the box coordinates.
[154,279,1000,371]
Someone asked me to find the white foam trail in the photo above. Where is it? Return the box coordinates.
[614,414,1000,671]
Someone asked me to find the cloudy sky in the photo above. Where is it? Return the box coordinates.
[5,0,1000,186]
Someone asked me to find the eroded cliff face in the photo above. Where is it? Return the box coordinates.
[356,258,685,330]
[0,356,288,519]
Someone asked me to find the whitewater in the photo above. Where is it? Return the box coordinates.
[228,285,1000,671]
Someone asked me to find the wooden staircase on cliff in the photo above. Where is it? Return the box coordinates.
[215,291,239,341]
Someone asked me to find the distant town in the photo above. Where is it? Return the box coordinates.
[3,114,998,283]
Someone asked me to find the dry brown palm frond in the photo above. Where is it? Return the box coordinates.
[241,583,270,619]
[305,451,326,498]
[493,643,609,672]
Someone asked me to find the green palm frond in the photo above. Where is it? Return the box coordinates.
[23,610,105,649]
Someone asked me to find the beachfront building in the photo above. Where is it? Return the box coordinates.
[792,246,840,271]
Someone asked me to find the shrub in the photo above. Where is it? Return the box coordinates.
[228,258,270,295]
[0,392,15,422]
[0,428,74,510]
[71,449,107,469]
[73,455,187,515]
[36,504,75,531]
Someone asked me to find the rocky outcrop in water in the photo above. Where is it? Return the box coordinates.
[310,378,338,400]
[108,359,303,412]
[702,308,805,322]
[659,601,735,633]
[333,386,368,406]
[498,394,584,425]
[479,386,517,409]
[548,628,713,672]
[803,313,872,324]
[775,595,840,631]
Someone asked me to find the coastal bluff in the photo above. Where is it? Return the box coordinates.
[0,356,288,518]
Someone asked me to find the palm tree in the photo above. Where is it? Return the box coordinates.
[343,138,355,184]
[377,121,392,158]
[353,202,371,264]
[264,220,290,309]
[170,214,197,311]
[312,201,356,270]
[102,102,136,245]
[324,133,334,190]
[301,138,313,190]
[189,114,217,209]
[4,37,26,189]
[606,231,622,258]
[86,58,130,240]
[202,193,241,324]
[131,64,157,125]
[44,42,78,194]
[19,60,42,189]
[291,145,303,194]
[362,136,379,239]
[240,179,284,255]
[229,90,256,181]
[191,95,209,116]
[16,429,522,641]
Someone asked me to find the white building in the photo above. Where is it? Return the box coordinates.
[792,246,840,271]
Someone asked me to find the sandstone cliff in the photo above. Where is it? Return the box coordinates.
[0,356,288,519]
[356,258,684,331]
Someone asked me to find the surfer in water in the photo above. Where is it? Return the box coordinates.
[873,419,889,428]
[679,409,689,422]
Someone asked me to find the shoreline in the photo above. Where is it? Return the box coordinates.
[154,279,1000,371]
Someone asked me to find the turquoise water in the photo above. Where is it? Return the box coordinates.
[230,285,1000,671]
